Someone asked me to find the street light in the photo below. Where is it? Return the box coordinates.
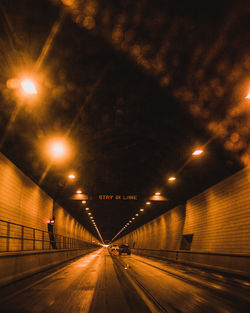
[168,176,176,182]
[46,138,70,161]
[21,79,37,95]
[68,173,76,180]
[192,149,203,156]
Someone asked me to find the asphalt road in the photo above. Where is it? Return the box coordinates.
[0,248,249,313]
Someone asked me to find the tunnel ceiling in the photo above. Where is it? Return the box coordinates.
[0,0,249,241]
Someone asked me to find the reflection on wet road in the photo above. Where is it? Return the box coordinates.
[0,248,249,312]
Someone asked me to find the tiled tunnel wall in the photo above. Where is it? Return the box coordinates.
[183,168,250,254]
[0,152,97,251]
[116,167,250,273]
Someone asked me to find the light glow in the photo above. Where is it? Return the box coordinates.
[82,200,86,204]
[246,91,250,99]
[21,79,37,94]
[155,192,161,195]
[76,189,82,194]
[192,149,203,156]
[85,207,90,211]
[168,177,176,182]
[47,139,68,159]
[140,208,144,212]
[68,173,75,180]
[146,201,151,205]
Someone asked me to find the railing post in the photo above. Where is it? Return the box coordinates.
[42,231,44,250]
[6,222,10,252]
[33,229,35,250]
[21,226,24,251]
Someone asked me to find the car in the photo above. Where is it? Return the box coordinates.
[110,244,120,255]
[119,244,131,255]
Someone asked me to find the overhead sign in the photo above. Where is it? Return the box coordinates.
[70,194,137,200]
[98,195,137,200]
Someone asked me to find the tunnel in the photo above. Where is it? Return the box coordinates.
[0,0,250,312]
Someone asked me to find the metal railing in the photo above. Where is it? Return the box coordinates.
[0,219,94,253]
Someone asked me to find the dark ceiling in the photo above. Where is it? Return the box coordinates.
[0,0,249,241]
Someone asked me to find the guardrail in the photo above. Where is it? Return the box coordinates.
[0,219,93,252]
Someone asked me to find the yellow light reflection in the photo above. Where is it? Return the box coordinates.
[21,79,37,94]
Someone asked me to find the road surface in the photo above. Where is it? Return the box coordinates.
[0,248,249,312]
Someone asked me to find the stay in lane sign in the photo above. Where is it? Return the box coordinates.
[98,195,137,200]
[70,194,137,200]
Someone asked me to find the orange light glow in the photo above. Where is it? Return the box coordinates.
[245,90,250,99]
[82,200,86,204]
[85,207,89,211]
[68,173,75,180]
[76,189,82,194]
[155,192,161,195]
[168,177,176,182]
[192,149,203,156]
[140,208,144,212]
[21,79,37,94]
[88,213,91,215]
[132,217,135,220]
[135,214,139,216]
[46,138,71,161]
[146,201,151,205]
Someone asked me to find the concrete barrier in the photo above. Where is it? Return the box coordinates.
[132,248,250,277]
[0,247,100,287]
